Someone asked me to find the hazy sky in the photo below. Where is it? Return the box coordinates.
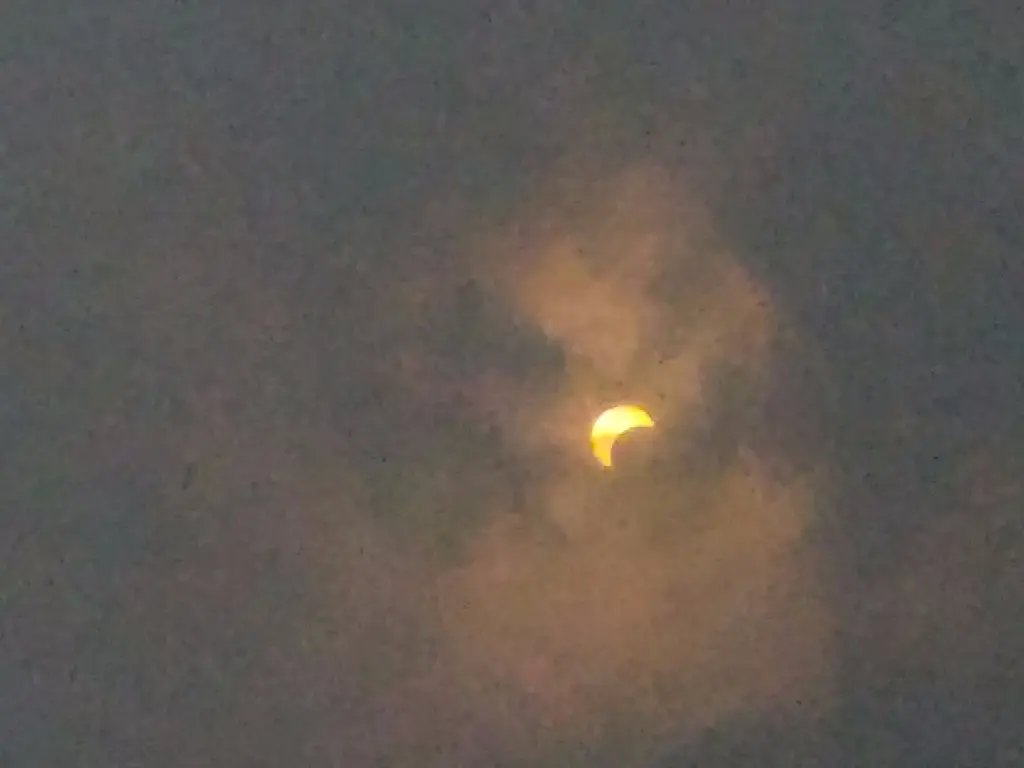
[3,3,1022,765]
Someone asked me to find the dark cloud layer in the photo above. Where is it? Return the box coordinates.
[3,2,1022,765]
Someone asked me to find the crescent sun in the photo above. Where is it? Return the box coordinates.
[590,404,655,468]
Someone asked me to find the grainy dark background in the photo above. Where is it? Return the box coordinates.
[3,2,1022,765]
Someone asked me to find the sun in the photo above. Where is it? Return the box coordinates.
[590,404,655,468]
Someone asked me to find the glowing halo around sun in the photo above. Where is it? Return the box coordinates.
[590,404,655,468]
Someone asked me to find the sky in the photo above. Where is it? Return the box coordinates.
[2,2,1022,765]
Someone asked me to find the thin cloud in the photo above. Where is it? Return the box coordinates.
[350,161,836,764]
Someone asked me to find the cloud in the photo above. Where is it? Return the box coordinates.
[341,161,835,764]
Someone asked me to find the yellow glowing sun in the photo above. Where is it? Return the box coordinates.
[590,404,655,468]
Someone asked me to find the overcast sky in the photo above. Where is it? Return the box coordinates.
[3,3,1022,765]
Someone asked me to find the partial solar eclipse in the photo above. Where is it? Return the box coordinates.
[590,404,655,468]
